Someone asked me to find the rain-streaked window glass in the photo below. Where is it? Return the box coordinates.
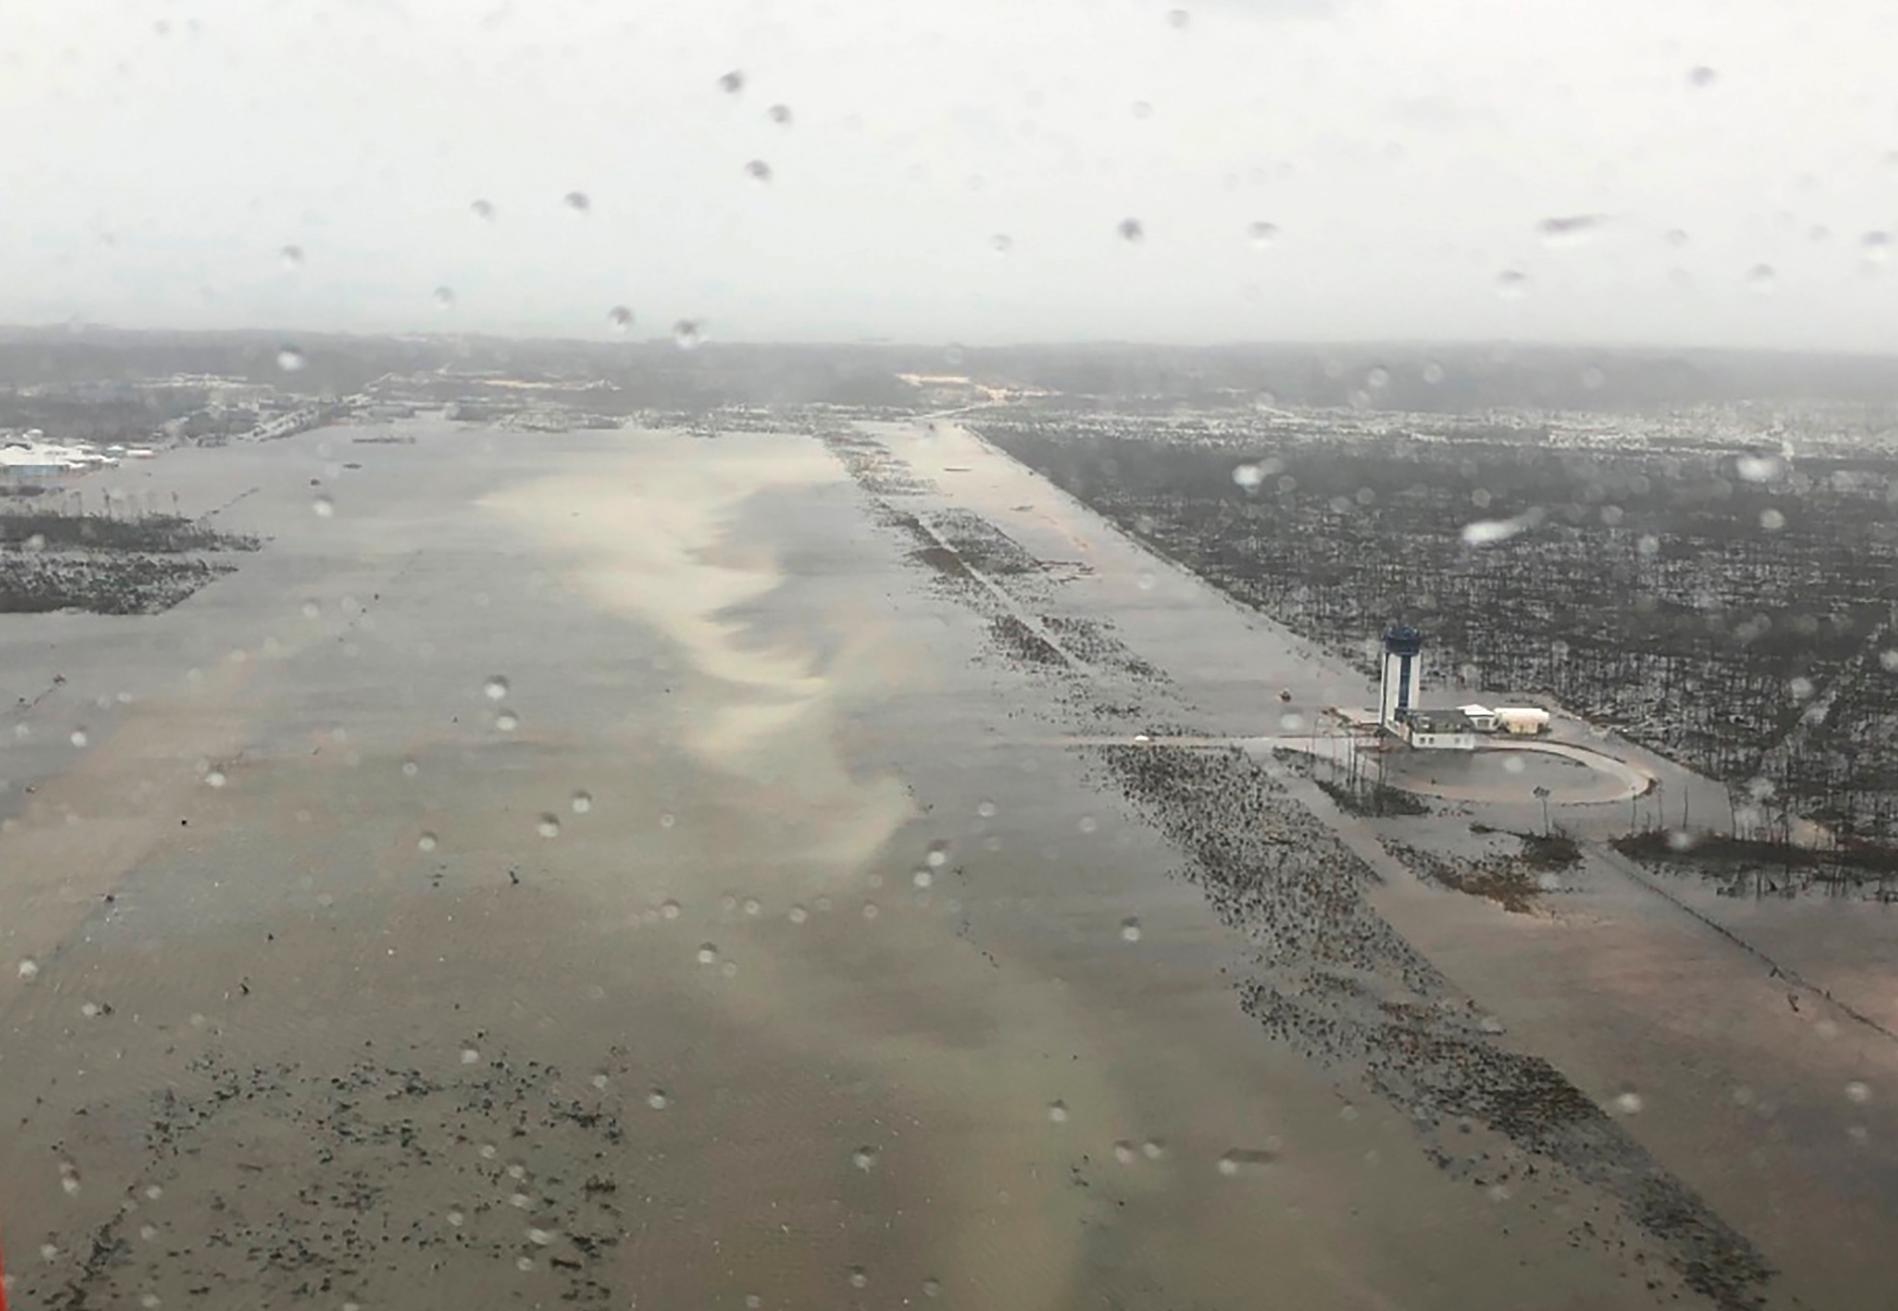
[2,2,1894,1308]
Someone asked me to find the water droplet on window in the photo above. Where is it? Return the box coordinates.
[536,814,560,838]
[1217,1147,1277,1175]
[660,898,682,919]
[1461,513,1533,546]
[280,244,304,269]
[1421,360,1445,384]
[277,346,306,372]
[527,1227,555,1246]
[495,710,519,732]
[1077,815,1098,833]
[1246,221,1278,248]
[418,832,439,853]
[1789,675,1815,701]
[1845,1080,1872,1104]
[1494,268,1529,299]
[69,728,88,748]
[17,959,39,981]
[311,493,335,518]
[1687,65,1718,88]
[563,191,590,213]
[515,1256,534,1272]
[1612,1090,1644,1114]
[990,233,1013,254]
[460,1046,480,1064]
[697,942,719,965]
[742,897,761,916]
[851,1145,878,1171]
[607,305,633,332]
[204,769,228,788]
[432,286,456,308]
[1861,231,1891,264]
[976,799,998,818]
[483,676,511,701]
[1536,214,1604,247]
[767,102,792,125]
[1119,917,1142,942]
[847,1267,869,1289]
[1131,99,1154,119]
[745,159,773,184]
[923,1279,943,1298]
[1759,507,1785,531]
[660,811,678,828]
[1232,462,1265,491]
[571,791,593,814]
[647,1088,670,1109]
[1047,1100,1069,1123]
[39,1244,59,1262]
[673,320,703,350]
[1118,217,1144,243]
[788,903,809,924]
[470,198,495,221]
[862,901,881,920]
[140,1294,162,1309]
[1746,263,1777,292]
[911,868,933,889]
[1166,7,1190,29]
[718,69,745,94]
[1736,453,1783,483]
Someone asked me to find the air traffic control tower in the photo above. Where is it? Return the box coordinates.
[1378,625,1424,729]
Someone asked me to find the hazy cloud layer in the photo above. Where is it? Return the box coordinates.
[5,0,1895,349]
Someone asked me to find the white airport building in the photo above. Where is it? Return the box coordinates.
[1460,703,1552,736]
[1373,627,1550,751]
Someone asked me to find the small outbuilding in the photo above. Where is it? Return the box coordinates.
[1398,709,1477,751]
[1458,703,1499,733]
[1495,706,1552,736]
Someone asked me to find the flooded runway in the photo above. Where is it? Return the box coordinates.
[1,417,1892,1309]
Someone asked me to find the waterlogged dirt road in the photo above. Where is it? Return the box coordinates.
[0,415,1890,1309]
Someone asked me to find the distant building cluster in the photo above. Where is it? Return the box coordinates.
[0,429,151,480]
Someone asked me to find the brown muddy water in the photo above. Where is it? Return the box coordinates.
[0,418,1892,1310]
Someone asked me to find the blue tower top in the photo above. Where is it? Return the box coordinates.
[1382,624,1423,657]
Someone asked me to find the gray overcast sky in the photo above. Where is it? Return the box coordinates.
[6,0,1896,350]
